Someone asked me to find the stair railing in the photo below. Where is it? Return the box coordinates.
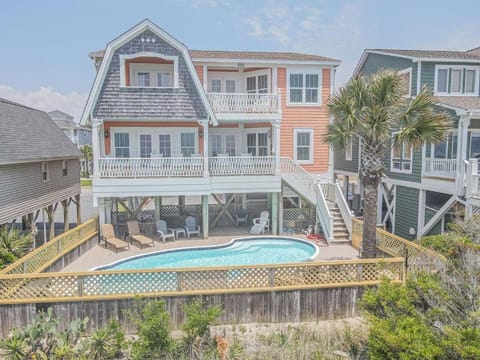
[334,182,353,235]
[279,158,333,244]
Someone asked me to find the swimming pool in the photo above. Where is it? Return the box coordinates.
[96,237,318,271]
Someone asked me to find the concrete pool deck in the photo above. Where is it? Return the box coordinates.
[62,228,359,272]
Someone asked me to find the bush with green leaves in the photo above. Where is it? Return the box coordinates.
[0,227,32,269]
[127,298,175,359]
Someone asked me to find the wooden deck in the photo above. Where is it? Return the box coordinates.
[61,225,358,272]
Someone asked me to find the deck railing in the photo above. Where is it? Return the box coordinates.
[423,158,457,178]
[0,258,404,304]
[1,218,99,275]
[207,92,280,113]
[209,156,275,176]
[98,157,204,178]
[466,159,480,198]
[352,218,447,273]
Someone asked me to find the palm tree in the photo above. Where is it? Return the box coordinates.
[80,145,93,177]
[326,71,451,258]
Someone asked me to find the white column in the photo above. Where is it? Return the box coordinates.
[202,65,208,90]
[417,189,425,238]
[377,183,383,225]
[457,114,471,194]
[199,119,209,177]
[272,121,281,174]
[271,192,279,235]
[239,123,245,153]
[91,118,102,178]
[97,198,106,226]
[202,195,209,238]
[272,66,278,94]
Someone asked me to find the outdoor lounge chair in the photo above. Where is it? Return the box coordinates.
[235,208,248,226]
[250,218,269,235]
[252,211,270,231]
[127,220,155,248]
[156,220,175,243]
[101,224,130,253]
[184,216,201,238]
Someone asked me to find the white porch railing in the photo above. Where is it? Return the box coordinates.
[98,157,204,178]
[334,182,353,234]
[423,158,457,178]
[280,158,333,243]
[207,92,280,113]
[209,156,275,176]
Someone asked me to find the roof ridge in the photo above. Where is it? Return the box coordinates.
[0,97,45,113]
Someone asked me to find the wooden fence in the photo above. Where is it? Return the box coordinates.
[1,218,98,275]
[351,218,447,272]
[0,258,404,304]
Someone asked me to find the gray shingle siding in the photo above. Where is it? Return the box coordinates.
[359,53,413,77]
[0,160,80,224]
[394,186,419,240]
[93,30,208,120]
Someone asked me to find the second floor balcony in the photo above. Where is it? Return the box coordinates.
[98,155,276,178]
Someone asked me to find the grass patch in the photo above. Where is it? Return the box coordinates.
[80,179,92,187]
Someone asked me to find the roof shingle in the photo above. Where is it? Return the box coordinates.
[0,98,81,164]
[368,48,480,61]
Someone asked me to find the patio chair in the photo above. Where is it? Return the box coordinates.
[250,218,268,235]
[235,208,248,226]
[127,220,155,248]
[184,216,201,238]
[156,220,175,243]
[252,211,270,231]
[101,224,130,253]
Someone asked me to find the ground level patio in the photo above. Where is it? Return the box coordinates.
[62,225,359,272]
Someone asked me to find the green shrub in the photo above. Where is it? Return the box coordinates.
[182,299,222,339]
[127,298,174,359]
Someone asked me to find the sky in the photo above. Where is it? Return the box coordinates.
[1,0,480,121]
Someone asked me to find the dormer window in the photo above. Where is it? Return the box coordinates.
[120,53,178,88]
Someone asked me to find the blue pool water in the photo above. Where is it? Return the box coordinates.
[97,238,318,271]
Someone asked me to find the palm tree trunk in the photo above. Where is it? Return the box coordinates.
[361,180,379,258]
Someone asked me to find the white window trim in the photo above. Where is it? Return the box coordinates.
[287,67,322,106]
[390,139,413,174]
[245,70,270,94]
[41,162,49,182]
[293,128,314,164]
[434,64,480,96]
[345,138,353,161]
[397,67,412,98]
[110,127,198,157]
[119,52,179,88]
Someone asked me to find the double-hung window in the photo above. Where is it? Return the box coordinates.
[114,133,130,158]
[210,79,221,93]
[210,135,222,156]
[41,162,49,182]
[391,141,412,173]
[139,134,152,158]
[180,133,195,157]
[158,134,171,157]
[294,129,313,163]
[246,74,268,94]
[247,133,268,156]
[62,160,68,176]
[157,73,172,87]
[225,80,236,93]
[288,71,321,105]
[137,72,150,87]
[435,65,479,95]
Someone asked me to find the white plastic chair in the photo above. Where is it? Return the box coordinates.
[250,218,268,234]
[252,211,270,231]
[156,220,175,243]
[184,216,201,238]
[235,208,248,226]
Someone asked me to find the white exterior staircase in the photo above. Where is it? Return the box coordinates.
[280,158,352,244]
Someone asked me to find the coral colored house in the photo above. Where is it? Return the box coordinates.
[81,19,349,242]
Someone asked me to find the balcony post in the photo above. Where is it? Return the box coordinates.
[199,119,209,177]
[272,120,281,174]
[91,118,102,178]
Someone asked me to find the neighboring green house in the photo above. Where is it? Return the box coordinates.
[334,47,480,240]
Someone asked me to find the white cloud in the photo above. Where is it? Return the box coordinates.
[241,2,365,86]
[0,85,87,122]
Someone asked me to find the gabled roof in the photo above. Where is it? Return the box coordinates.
[0,98,81,164]
[81,19,218,126]
[47,109,74,120]
[353,48,480,77]
[90,48,340,64]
